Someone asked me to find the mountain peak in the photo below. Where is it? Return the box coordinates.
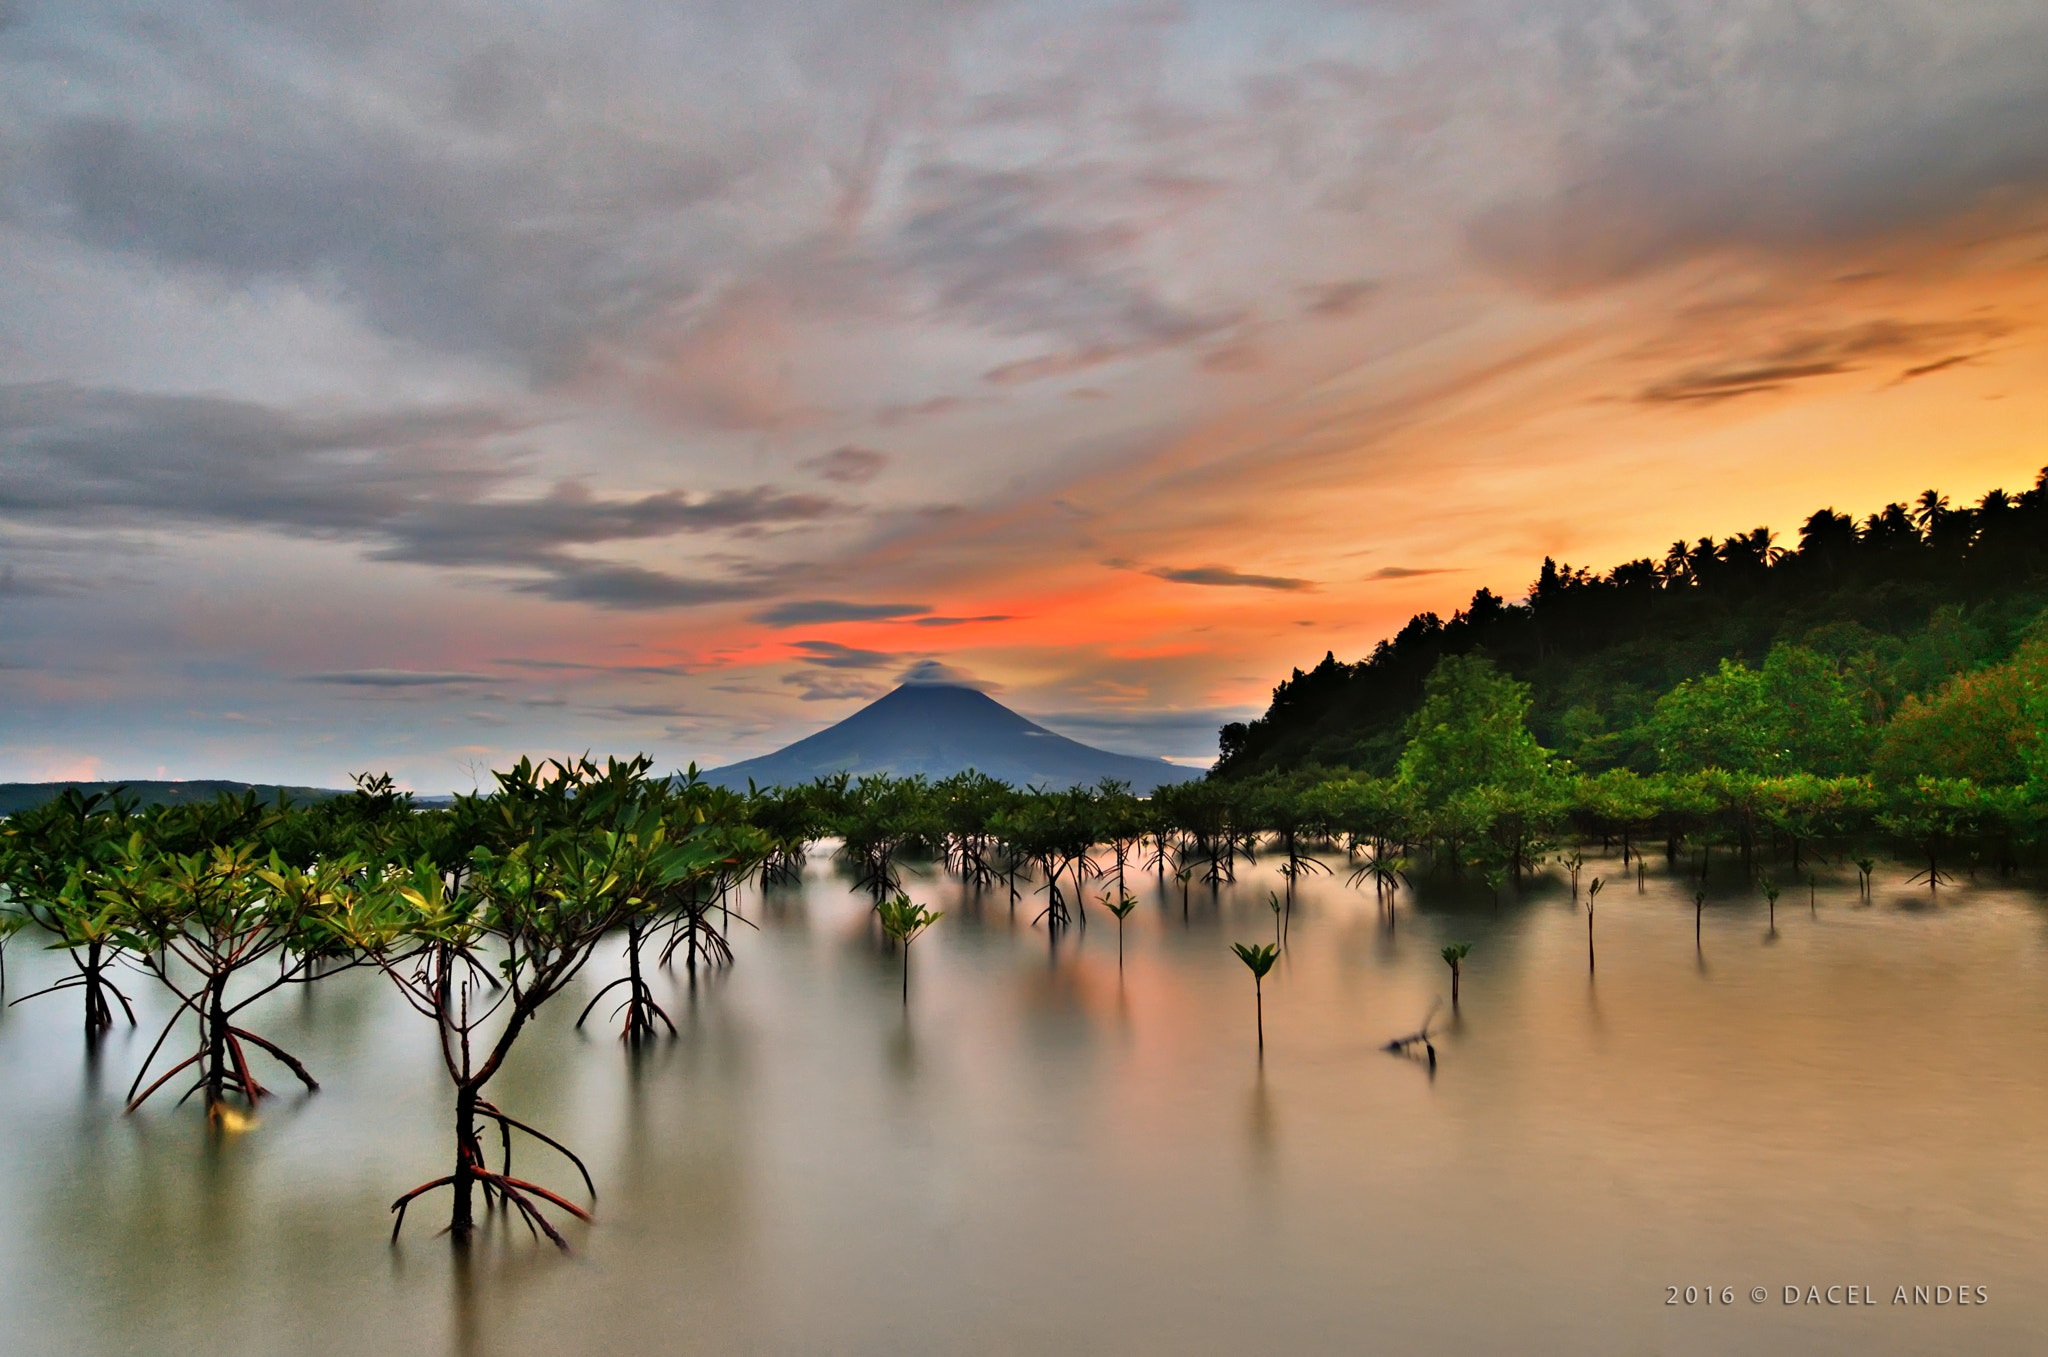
[706,684,1200,792]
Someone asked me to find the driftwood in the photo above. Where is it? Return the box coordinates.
[1382,999,1441,1070]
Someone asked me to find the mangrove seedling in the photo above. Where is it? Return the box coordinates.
[1104,891,1138,970]
[1856,857,1875,898]
[1762,875,1780,931]
[1695,890,1705,946]
[1562,849,1584,899]
[1441,941,1473,1008]
[1231,941,1279,1053]
[1586,877,1602,973]
[878,893,942,1004]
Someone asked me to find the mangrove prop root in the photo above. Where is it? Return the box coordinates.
[228,1027,320,1092]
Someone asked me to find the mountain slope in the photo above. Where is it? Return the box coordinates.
[706,685,1202,792]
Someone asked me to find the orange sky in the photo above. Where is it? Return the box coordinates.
[3,1,2046,788]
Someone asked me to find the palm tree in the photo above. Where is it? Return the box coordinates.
[1441,941,1473,1008]
[878,894,943,1005]
[1231,942,1279,1053]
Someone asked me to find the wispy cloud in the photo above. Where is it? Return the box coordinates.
[801,447,889,485]
[299,670,497,687]
[1369,566,1453,580]
[753,599,931,626]
[1147,565,1314,591]
[0,384,832,609]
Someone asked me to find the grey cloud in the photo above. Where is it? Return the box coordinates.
[791,640,899,670]
[1147,565,1314,591]
[300,669,496,687]
[1300,279,1377,318]
[1469,16,2048,292]
[508,562,784,609]
[1638,319,2006,403]
[1369,566,1453,579]
[753,599,930,626]
[495,658,699,677]
[780,671,888,702]
[801,446,889,484]
[898,658,995,690]
[32,79,736,377]
[896,162,1234,367]
[0,383,831,609]
[911,613,1014,627]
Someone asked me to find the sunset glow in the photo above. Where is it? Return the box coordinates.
[3,1,2045,788]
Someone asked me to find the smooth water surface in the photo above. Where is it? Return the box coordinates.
[3,853,2045,1355]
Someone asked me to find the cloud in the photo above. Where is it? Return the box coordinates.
[895,162,1236,372]
[32,77,738,377]
[911,613,1014,627]
[1467,30,2048,292]
[0,384,832,609]
[495,658,699,677]
[801,446,889,484]
[897,658,994,689]
[752,599,931,626]
[1369,566,1453,580]
[780,671,888,702]
[1147,565,1314,591]
[790,639,898,669]
[299,669,496,687]
[1300,280,1376,318]
[1638,320,2007,403]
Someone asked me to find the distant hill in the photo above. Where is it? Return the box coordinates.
[0,780,342,817]
[1215,472,2048,778]
[706,684,1203,793]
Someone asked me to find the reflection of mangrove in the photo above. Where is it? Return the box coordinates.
[4,720,2045,1259]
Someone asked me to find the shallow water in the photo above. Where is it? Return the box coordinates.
[3,852,2045,1355]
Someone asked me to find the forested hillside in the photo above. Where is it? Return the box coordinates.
[1216,473,2048,780]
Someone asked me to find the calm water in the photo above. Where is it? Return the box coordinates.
[3,851,2046,1355]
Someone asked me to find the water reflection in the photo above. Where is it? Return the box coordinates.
[3,855,2047,1354]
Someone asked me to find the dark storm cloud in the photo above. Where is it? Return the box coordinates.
[1147,565,1313,591]
[0,383,835,608]
[752,599,932,626]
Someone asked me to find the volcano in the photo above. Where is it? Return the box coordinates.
[705,684,1202,792]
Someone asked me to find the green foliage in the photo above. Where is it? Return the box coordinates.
[1651,645,1867,775]
[1232,941,1279,979]
[1215,473,2048,778]
[1395,655,1551,803]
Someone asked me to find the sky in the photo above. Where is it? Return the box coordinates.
[2,0,2046,791]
